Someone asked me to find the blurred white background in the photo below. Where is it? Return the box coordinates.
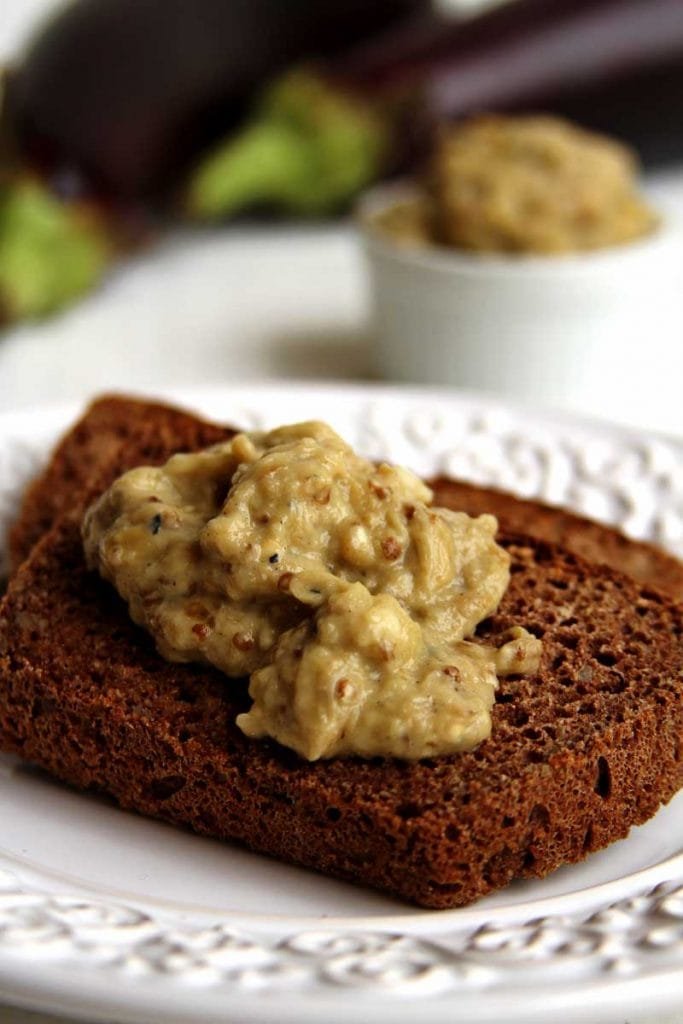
[1,0,682,436]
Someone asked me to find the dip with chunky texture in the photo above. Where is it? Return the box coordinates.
[372,114,657,255]
[82,421,540,760]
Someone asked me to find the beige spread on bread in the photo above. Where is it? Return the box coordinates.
[372,114,657,255]
[82,421,540,760]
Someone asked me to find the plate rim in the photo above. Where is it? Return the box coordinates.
[3,375,683,441]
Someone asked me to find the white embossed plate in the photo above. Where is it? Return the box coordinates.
[0,383,682,1024]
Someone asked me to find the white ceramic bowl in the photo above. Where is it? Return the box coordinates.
[358,184,683,434]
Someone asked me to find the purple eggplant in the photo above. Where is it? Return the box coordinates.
[7,0,430,198]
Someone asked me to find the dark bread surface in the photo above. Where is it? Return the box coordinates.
[0,513,681,908]
[9,398,683,605]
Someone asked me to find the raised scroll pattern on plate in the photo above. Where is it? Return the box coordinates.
[1,869,682,995]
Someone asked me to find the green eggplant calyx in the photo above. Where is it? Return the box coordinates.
[0,176,110,322]
[187,70,388,219]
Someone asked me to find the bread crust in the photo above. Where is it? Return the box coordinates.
[430,477,683,602]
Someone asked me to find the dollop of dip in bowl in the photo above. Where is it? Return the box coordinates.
[82,421,540,761]
[371,114,657,255]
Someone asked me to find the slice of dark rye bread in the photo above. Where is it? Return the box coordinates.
[0,395,681,908]
[8,396,683,601]
[1,516,681,908]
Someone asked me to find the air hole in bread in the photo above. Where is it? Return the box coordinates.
[177,687,198,705]
[269,790,294,806]
[532,545,556,564]
[502,815,514,828]
[396,802,422,821]
[629,629,649,643]
[595,756,612,799]
[557,632,579,651]
[511,708,530,726]
[326,806,341,822]
[88,729,107,753]
[31,697,56,719]
[529,804,550,827]
[605,672,627,694]
[445,824,460,841]
[482,853,510,886]
[428,878,463,894]
[198,810,217,831]
[148,774,186,801]
[595,649,617,667]
[583,824,594,851]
